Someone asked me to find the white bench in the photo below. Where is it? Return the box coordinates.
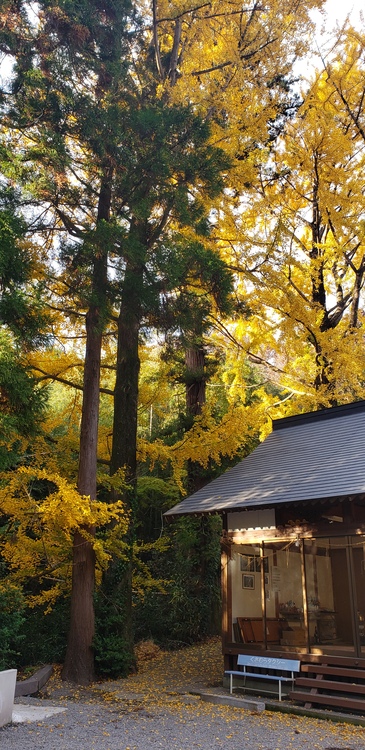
[225,655,300,701]
[0,669,17,727]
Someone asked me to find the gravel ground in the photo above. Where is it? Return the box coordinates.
[2,641,365,750]
[2,694,365,750]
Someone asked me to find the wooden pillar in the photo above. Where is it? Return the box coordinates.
[300,538,310,651]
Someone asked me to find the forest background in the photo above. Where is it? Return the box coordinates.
[1,0,365,685]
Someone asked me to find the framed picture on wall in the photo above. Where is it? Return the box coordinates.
[242,574,255,590]
[240,555,255,572]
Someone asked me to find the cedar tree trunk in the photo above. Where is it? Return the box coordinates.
[104,256,143,671]
[62,177,111,684]
[185,345,206,419]
[110,257,142,483]
[185,343,207,493]
[185,343,221,636]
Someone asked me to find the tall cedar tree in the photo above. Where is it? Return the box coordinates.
[0,0,141,682]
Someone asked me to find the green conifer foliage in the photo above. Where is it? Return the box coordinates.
[0,187,48,466]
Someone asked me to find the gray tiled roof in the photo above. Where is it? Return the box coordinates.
[164,400,365,518]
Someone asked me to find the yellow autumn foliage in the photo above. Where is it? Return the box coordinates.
[0,466,129,609]
[138,389,285,493]
[212,49,365,411]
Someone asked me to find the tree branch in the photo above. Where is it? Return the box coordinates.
[33,367,114,395]
[192,60,234,77]
[152,0,165,80]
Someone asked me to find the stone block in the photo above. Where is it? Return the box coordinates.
[15,665,53,697]
[0,669,17,727]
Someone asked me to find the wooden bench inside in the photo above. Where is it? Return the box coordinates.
[225,654,300,701]
[236,617,288,644]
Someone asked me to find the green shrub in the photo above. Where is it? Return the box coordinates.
[16,597,69,667]
[0,583,25,670]
[94,559,135,677]
[134,515,222,647]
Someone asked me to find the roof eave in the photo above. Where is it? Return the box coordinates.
[164,491,365,520]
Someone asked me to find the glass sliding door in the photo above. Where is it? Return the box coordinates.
[264,541,306,648]
[304,537,355,653]
[231,541,306,649]
[231,544,264,645]
[350,535,365,654]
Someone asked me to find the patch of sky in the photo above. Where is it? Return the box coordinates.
[295,0,364,83]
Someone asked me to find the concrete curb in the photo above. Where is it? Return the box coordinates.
[265,698,365,727]
[200,691,265,712]
[193,688,365,726]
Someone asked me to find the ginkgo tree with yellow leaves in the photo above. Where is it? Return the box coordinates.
[217,56,365,412]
